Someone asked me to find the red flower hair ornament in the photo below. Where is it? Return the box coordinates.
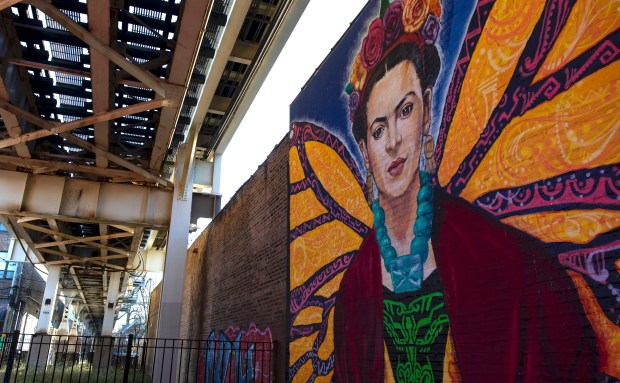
[346,0,441,121]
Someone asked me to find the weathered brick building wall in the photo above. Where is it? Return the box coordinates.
[0,261,45,331]
[146,282,162,339]
[179,227,209,341]
[0,233,44,321]
[18,262,45,318]
[180,135,289,381]
[0,231,9,253]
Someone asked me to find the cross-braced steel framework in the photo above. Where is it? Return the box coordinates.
[0,0,297,332]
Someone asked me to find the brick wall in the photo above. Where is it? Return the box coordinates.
[181,135,289,382]
[0,231,9,253]
[146,282,161,339]
[19,262,45,318]
[0,261,45,330]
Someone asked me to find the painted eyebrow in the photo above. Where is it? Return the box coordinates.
[369,91,416,127]
[370,116,387,128]
[394,92,415,116]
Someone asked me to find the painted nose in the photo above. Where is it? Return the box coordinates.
[385,123,401,152]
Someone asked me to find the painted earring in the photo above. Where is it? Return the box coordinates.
[423,134,436,173]
[366,171,374,205]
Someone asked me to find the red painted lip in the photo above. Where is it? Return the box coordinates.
[388,157,406,176]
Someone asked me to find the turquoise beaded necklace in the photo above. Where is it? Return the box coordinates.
[372,171,433,293]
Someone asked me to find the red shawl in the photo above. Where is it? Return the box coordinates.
[333,189,597,382]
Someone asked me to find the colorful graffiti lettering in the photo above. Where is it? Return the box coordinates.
[201,324,273,383]
[289,0,620,381]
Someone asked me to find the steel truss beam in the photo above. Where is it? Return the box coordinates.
[0,169,172,228]
[0,154,150,181]
[0,98,170,148]
[87,0,112,168]
[0,97,171,186]
[0,1,21,11]
[148,0,214,173]
[6,59,149,89]
[178,0,253,195]
[24,0,166,96]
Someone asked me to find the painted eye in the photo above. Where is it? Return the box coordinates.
[400,103,413,118]
[371,125,384,140]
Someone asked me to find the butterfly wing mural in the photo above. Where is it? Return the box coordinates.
[288,0,619,381]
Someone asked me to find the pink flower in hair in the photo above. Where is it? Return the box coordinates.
[422,13,440,44]
[383,0,404,46]
[348,90,360,120]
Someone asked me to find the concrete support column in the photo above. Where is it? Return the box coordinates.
[212,153,222,194]
[70,302,80,336]
[156,145,193,340]
[153,144,193,383]
[94,272,121,371]
[212,153,223,216]
[29,265,61,369]
[57,296,72,335]
[35,265,61,334]
[101,272,121,336]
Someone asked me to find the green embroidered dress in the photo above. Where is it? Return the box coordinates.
[383,271,449,383]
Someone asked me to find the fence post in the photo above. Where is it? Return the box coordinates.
[123,334,134,383]
[3,330,20,383]
[272,340,278,383]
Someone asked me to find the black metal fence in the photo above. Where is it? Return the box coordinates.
[0,331,277,383]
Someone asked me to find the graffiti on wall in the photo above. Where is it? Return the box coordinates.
[288,0,619,382]
[201,324,273,383]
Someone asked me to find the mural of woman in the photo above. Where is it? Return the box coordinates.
[332,0,598,382]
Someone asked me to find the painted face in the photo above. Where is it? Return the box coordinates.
[361,60,429,200]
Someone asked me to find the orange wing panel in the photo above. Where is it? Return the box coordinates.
[290,220,362,289]
[501,209,620,244]
[317,309,335,360]
[290,146,305,184]
[293,306,323,327]
[437,0,545,186]
[306,141,373,227]
[533,0,620,82]
[290,189,328,230]
[462,62,620,201]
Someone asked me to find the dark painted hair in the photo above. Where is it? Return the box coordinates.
[352,42,440,142]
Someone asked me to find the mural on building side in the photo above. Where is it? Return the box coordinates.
[201,324,273,383]
[288,0,619,382]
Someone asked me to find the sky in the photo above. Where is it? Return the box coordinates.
[218,0,369,206]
